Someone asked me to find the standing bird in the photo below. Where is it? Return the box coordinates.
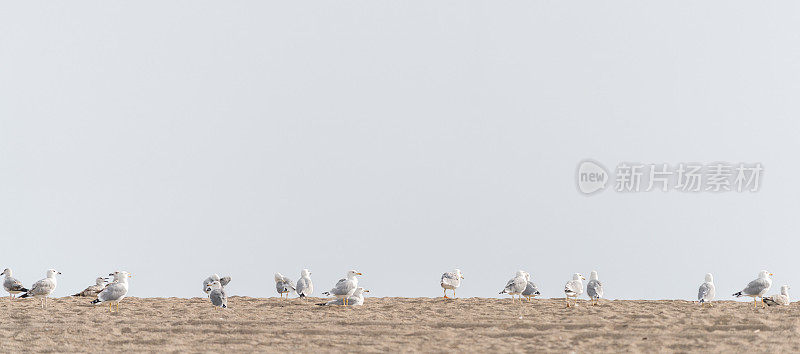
[440,269,464,299]
[19,269,61,308]
[73,277,107,297]
[586,270,604,306]
[317,287,369,306]
[322,270,362,305]
[521,271,541,302]
[697,273,716,307]
[91,271,131,312]
[2,268,28,299]
[205,280,228,309]
[763,285,790,307]
[564,273,585,308]
[733,270,772,309]
[274,273,295,299]
[202,274,231,294]
[295,269,313,298]
[499,270,528,302]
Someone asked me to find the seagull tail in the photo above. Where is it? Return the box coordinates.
[499,290,506,294]
[763,297,777,306]
[699,299,705,304]
[732,291,743,297]
[90,298,101,305]
[315,302,326,306]
[299,293,305,298]
[18,292,30,298]
[322,291,330,296]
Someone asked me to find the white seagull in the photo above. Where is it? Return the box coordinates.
[698,273,716,307]
[205,280,228,309]
[322,270,362,305]
[295,269,314,298]
[763,285,790,307]
[499,270,528,302]
[317,287,369,306]
[440,269,464,299]
[564,273,585,308]
[2,268,28,299]
[19,269,61,308]
[521,271,541,302]
[733,270,772,309]
[274,272,295,299]
[91,271,131,312]
[586,270,604,306]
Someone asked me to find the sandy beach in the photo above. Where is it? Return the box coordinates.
[0,296,797,352]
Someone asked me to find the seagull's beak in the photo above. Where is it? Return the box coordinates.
[581,276,586,280]
[770,273,774,276]
[128,274,132,278]
[461,275,465,279]
[364,289,370,293]
[356,273,363,276]
[108,273,114,276]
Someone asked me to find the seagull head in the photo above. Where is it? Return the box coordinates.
[274,273,285,282]
[206,280,222,292]
[47,269,61,278]
[96,277,106,285]
[590,270,599,281]
[781,285,790,295]
[573,273,585,281]
[759,270,772,279]
[455,269,464,279]
[1,268,10,276]
[109,271,131,281]
[301,269,311,277]
[347,270,363,278]
[515,270,527,278]
[704,273,713,282]
[210,274,221,281]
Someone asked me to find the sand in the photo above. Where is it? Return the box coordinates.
[0,296,797,352]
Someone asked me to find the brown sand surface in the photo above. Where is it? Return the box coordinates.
[0,296,798,352]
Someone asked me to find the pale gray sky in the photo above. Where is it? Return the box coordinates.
[1,1,799,300]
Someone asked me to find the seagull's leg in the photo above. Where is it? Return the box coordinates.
[453,290,456,299]
[443,289,447,299]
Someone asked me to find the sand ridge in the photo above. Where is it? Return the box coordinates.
[0,296,797,352]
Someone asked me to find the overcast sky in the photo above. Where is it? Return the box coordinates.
[1,1,799,300]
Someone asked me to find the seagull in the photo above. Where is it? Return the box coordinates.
[91,271,131,312]
[274,273,295,299]
[2,268,28,299]
[564,273,585,308]
[205,280,228,309]
[317,287,369,306]
[295,269,313,298]
[203,274,231,294]
[72,277,107,297]
[733,270,772,308]
[521,271,541,302]
[586,270,604,306]
[19,269,61,308]
[698,273,716,307]
[763,285,790,307]
[440,269,464,299]
[499,270,527,302]
[322,270,362,305]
